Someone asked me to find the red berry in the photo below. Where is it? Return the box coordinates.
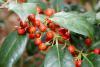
[18,0,26,3]
[85,37,92,46]
[34,38,42,45]
[36,6,43,14]
[20,21,28,28]
[28,34,35,39]
[28,14,35,22]
[27,26,36,33]
[39,24,47,32]
[46,18,52,24]
[39,43,46,50]
[93,48,100,54]
[58,28,68,36]
[46,31,54,39]
[48,22,55,30]
[64,32,70,39]
[45,37,51,42]
[75,60,82,67]
[35,33,41,38]
[68,45,75,53]
[17,28,25,35]
[34,19,41,27]
[44,8,55,16]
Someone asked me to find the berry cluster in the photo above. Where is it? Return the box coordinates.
[17,6,100,67]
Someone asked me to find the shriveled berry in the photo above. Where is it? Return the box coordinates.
[85,37,92,46]
[39,43,46,50]
[68,45,75,53]
[46,31,54,39]
[93,48,100,54]
[18,28,25,35]
[39,24,47,32]
[34,38,42,45]
[27,26,36,33]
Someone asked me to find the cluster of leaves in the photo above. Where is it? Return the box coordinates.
[0,0,100,67]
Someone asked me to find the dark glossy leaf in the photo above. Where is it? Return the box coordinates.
[7,2,37,22]
[90,41,100,50]
[50,12,94,38]
[0,31,28,67]
[44,45,75,67]
[82,54,100,67]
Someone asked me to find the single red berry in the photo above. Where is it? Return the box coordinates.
[85,37,92,46]
[75,60,82,67]
[35,33,41,38]
[28,34,35,39]
[27,26,36,33]
[28,14,35,22]
[68,45,75,53]
[39,43,46,50]
[58,28,68,36]
[45,37,51,42]
[20,21,28,28]
[48,22,55,30]
[46,31,54,39]
[46,18,52,24]
[34,19,41,27]
[36,6,43,14]
[44,8,55,16]
[18,0,26,3]
[93,48,100,54]
[64,32,70,39]
[17,28,25,35]
[39,24,47,32]
[34,38,42,45]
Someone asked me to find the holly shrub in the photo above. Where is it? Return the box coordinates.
[0,0,100,67]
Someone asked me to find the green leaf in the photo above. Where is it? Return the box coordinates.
[36,14,46,22]
[82,54,100,67]
[0,31,28,67]
[44,45,75,67]
[50,12,94,38]
[90,41,100,50]
[81,11,96,24]
[50,0,63,12]
[27,0,47,10]
[7,2,37,22]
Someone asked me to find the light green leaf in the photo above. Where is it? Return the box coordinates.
[0,31,28,67]
[36,14,46,22]
[50,0,63,12]
[44,45,75,67]
[50,11,94,38]
[81,11,96,24]
[82,54,100,67]
[7,2,37,22]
